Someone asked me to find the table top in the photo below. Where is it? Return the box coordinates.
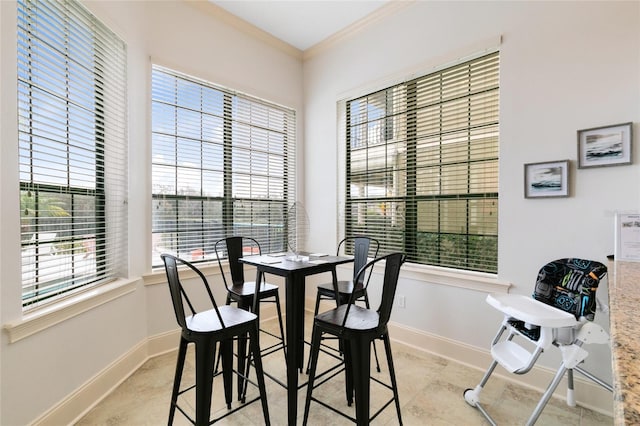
[609,260,640,425]
[239,253,353,274]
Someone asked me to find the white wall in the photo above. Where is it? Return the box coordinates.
[0,1,303,424]
[303,0,639,393]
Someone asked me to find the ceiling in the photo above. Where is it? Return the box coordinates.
[210,1,391,51]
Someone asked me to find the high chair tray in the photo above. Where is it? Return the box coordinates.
[486,293,578,328]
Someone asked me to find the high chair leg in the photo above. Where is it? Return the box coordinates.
[463,359,499,426]
[526,363,569,426]
[574,365,613,392]
[566,369,575,407]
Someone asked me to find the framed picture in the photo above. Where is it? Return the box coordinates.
[524,160,569,199]
[577,122,633,168]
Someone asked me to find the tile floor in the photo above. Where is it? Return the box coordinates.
[77,315,612,425]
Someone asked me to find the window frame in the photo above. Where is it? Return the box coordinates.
[341,51,499,274]
[17,0,128,309]
[151,66,296,267]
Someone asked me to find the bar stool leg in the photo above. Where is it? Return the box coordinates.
[220,339,233,408]
[350,335,371,426]
[213,293,233,375]
[343,340,354,406]
[383,334,403,425]
[303,327,323,425]
[169,338,188,425]
[364,293,381,372]
[249,323,271,425]
[194,339,216,426]
[274,292,287,361]
[236,299,251,401]
[305,293,323,374]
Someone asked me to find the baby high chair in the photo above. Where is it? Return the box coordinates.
[463,258,612,425]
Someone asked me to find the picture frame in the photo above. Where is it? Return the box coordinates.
[577,122,633,169]
[524,160,569,199]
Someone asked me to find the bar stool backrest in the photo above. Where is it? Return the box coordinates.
[337,236,379,286]
[341,252,406,330]
[161,253,225,330]
[215,236,262,289]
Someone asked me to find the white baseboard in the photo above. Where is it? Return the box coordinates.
[31,303,612,425]
[31,339,149,426]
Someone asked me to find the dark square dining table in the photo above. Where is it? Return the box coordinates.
[239,253,353,425]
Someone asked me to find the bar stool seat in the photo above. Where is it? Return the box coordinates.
[315,280,366,302]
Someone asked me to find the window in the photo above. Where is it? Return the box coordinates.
[345,52,499,273]
[151,67,296,266]
[18,0,128,308]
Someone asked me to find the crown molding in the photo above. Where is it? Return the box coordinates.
[184,0,303,61]
[303,0,414,62]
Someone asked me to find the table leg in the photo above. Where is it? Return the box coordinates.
[285,272,305,425]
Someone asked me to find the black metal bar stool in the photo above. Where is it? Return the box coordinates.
[214,236,287,398]
[303,252,406,425]
[306,236,381,374]
[161,254,270,426]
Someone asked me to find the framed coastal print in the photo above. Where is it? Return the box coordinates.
[577,122,633,169]
[524,160,569,199]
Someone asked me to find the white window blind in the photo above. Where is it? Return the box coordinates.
[345,52,499,273]
[18,0,128,308]
[151,66,296,266]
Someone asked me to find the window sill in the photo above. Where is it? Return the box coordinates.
[335,261,511,294]
[143,262,223,286]
[145,260,510,294]
[3,278,139,343]
[400,262,511,293]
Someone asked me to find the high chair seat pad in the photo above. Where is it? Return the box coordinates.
[487,293,579,328]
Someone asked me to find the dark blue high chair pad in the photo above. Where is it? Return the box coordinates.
[531,258,607,321]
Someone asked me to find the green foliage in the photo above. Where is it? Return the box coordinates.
[416,232,497,273]
[21,191,71,218]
